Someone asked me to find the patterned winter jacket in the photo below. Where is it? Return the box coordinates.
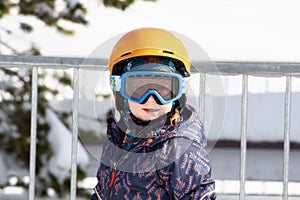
[91,105,216,200]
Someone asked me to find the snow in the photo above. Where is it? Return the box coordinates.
[34,3,57,20]
[197,92,300,143]
[45,108,89,184]
[50,97,114,135]
[67,0,79,9]
[1,102,300,195]
[73,9,84,19]
[1,0,300,196]
[0,106,92,192]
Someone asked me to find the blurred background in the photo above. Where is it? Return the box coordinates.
[0,0,300,199]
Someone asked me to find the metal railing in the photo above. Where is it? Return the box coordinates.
[1,54,300,200]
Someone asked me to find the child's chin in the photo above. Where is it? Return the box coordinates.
[142,114,159,121]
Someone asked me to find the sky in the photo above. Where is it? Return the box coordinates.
[26,0,300,62]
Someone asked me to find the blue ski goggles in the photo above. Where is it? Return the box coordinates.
[110,71,190,105]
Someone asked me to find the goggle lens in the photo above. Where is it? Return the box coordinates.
[110,71,189,104]
[124,75,179,102]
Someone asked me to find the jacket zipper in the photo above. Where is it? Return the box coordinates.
[107,126,152,198]
[108,157,119,198]
[109,162,117,188]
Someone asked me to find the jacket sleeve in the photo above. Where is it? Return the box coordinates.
[157,140,217,200]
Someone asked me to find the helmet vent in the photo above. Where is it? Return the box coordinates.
[163,50,174,55]
[121,52,132,57]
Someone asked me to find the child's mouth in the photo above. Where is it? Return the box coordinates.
[143,108,159,113]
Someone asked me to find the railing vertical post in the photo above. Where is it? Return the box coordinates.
[239,74,248,200]
[29,66,38,200]
[283,76,291,200]
[199,73,206,123]
[70,68,79,200]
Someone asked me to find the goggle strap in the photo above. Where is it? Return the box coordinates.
[110,75,121,92]
[182,77,190,93]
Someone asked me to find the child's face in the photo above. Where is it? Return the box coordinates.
[128,95,173,121]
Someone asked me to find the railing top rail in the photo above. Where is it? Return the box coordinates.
[197,61,300,76]
[1,54,300,76]
[0,54,107,70]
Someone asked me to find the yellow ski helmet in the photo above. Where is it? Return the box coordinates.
[109,27,191,75]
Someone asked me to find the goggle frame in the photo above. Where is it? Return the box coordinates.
[110,71,190,105]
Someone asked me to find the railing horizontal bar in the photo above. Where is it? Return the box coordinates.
[1,55,300,76]
[0,55,108,70]
[193,61,300,76]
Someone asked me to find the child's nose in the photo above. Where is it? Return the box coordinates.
[145,95,158,104]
